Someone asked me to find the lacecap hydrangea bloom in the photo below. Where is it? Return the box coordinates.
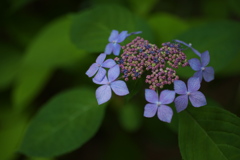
[86,30,215,123]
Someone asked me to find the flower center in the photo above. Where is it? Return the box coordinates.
[112,40,117,44]
[187,91,191,95]
[201,67,205,71]
[157,101,161,106]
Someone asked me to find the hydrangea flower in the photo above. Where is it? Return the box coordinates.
[93,65,129,105]
[86,53,116,82]
[174,77,207,112]
[174,39,201,57]
[105,30,128,56]
[144,89,175,123]
[189,51,214,82]
[127,31,142,37]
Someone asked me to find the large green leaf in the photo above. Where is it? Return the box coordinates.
[70,4,154,53]
[176,20,240,78]
[19,87,106,157]
[179,106,240,160]
[13,15,86,111]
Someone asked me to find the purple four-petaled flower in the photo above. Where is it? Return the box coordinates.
[105,30,128,56]
[189,51,214,82]
[144,89,175,123]
[86,53,116,82]
[94,65,129,105]
[174,77,207,113]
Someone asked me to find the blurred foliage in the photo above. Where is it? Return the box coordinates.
[0,0,240,159]
[179,105,240,160]
[20,88,106,157]
[13,16,86,111]
[70,4,154,53]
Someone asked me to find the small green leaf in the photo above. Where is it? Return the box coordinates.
[13,15,86,111]
[19,87,106,157]
[0,108,28,160]
[228,0,240,16]
[0,44,21,90]
[118,103,142,132]
[27,157,55,160]
[202,0,229,19]
[9,0,36,13]
[148,13,189,44]
[127,0,158,17]
[70,4,154,53]
[176,20,240,78]
[179,106,240,160]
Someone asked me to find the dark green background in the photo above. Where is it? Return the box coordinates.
[1,0,240,160]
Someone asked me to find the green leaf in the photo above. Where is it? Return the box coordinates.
[13,15,86,111]
[179,106,240,160]
[0,44,21,90]
[19,87,106,157]
[0,108,28,160]
[202,0,229,19]
[176,20,240,78]
[27,157,55,160]
[127,0,158,17]
[228,0,240,16]
[70,4,154,53]
[148,12,189,44]
[118,103,142,132]
[9,0,36,13]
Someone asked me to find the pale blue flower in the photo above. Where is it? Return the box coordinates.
[144,89,175,123]
[174,77,207,112]
[105,30,142,56]
[86,53,116,82]
[189,51,214,82]
[93,65,129,105]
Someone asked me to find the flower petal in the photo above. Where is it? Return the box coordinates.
[201,50,210,67]
[96,53,106,64]
[96,85,112,105]
[108,30,119,42]
[193,70,203,82]
[111,80,129,96]
[174,39,192,47]
[145,89,158,103]
[117,31,128,43]
[93,76,108,85]
[159,90,175,104]
[190,47,201,57]
[174,39,201,57]
[203,66,214,82]
[143,103,157,118]
[127,31,142,37]
[105,43,114,55]
[189,58,201,71]
[174,80,187,94]
[102,59,116,68]
[94,67,106,82]
[113,43,121,56]
[108,65,120,82]
[157,105,173,123]
[187,77,200,93]
[174,95,188,112]
[189,91,207,107]
[85,63,98,77]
